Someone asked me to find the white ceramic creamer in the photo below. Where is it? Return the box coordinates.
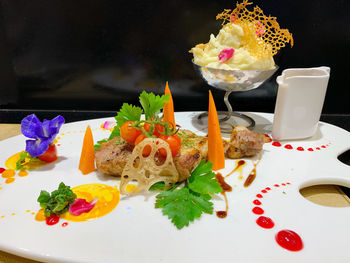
[272,67,330,140]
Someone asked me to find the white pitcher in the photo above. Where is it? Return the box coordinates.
[272,67,330,140]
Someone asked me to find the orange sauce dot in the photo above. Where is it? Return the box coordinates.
[19,171,28,177]
[0,187,3,190]
[26,210,31,212]
[11,213,15,216]
[31,212,35,215]
[2,169,15,178]
[35,209,45,221]
[5,178,15,184]
[1,216,4,218]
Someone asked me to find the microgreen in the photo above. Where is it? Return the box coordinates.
[155,160,222,229]
[37,182,77,217]
[15,151,38,170]
[94,139,108,150]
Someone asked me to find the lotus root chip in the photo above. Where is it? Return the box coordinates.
[120,138,179,195]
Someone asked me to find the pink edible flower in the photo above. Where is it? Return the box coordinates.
[218,48,235,63]
[69,198,97,216]
[102,121,115,130]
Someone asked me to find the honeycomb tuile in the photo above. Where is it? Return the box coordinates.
[216,0,293,59]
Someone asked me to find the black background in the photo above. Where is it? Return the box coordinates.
[0,0,349,113]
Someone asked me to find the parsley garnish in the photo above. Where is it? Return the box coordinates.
[155,160,222,229]
[37,182,77,217]
[139,91,169,120]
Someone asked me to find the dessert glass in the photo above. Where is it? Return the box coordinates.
[193,61,278,132]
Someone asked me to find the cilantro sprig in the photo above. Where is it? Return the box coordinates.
[155,160,222,229]
[37,182,77,217]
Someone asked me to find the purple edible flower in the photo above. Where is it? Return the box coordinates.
[21,114,65,157]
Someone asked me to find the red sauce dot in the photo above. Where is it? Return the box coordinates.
[275,230,303,251]
[274,184,280,187]
[284,144,293,150]
[297,147,304,151]
[62,222,68,227]
[256,194,263,198]
[282,183,286,186]
[252,207,264,215]
[321,145,326,148]
[261,189,267,193]
[286,182,291,185]
[216,211,227,218]
[253,199,262,205]
[57,144,61,146]
[0,168,5,174]
[316,147,320,150]
[46,214,60,226]
[307,148,314,151]
[264,134,272,143]
[272,141,281,147]
[256,216,275,229]
[265,187,271,191]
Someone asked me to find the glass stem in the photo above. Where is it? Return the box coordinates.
[222,90,233,122]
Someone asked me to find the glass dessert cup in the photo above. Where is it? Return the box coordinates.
[193,61,278,132]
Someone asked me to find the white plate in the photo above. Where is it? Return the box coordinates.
[0,112,350,263]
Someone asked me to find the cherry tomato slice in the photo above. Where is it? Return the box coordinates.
[120,121,141,144]
[144,122,165,137]
[135,134,151,157]
[38,144,57,163]
[159,134,181,157]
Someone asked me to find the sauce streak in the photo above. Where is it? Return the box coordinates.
[215,173,232,218]
[225,160,246,178]
[244,159,260,187]
[275,230,303,251]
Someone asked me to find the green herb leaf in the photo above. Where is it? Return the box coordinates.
[155,187,213,229]
[188,160,223,195]
[149,182,166,191]
[15,151,38,170]
[139,91,169,120]
[94,139,108,150]
[37,182,76,217]
[109,103,143,139]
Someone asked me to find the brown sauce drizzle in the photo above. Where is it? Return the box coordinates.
[215,173,232,218]
[244,159,261,187]
[225,160,246,178]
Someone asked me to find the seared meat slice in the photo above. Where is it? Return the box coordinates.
[95,126,265,180]
[226,126,266,159]
[95,137,133,176]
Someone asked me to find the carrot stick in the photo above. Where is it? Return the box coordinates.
[79,125,95,174]
[207,90,225,171]
[163,81,175,128]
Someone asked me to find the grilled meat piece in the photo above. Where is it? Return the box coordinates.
[95,126,265,180]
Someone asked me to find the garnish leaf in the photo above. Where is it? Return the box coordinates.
[155,160,221,229]
[188,160,223,195]
[109,103,143,139]
[139,91,169,120]
[37,182,76,217]
[155,187,213,229]
[94,139,108,150]
[15,151,38,170]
